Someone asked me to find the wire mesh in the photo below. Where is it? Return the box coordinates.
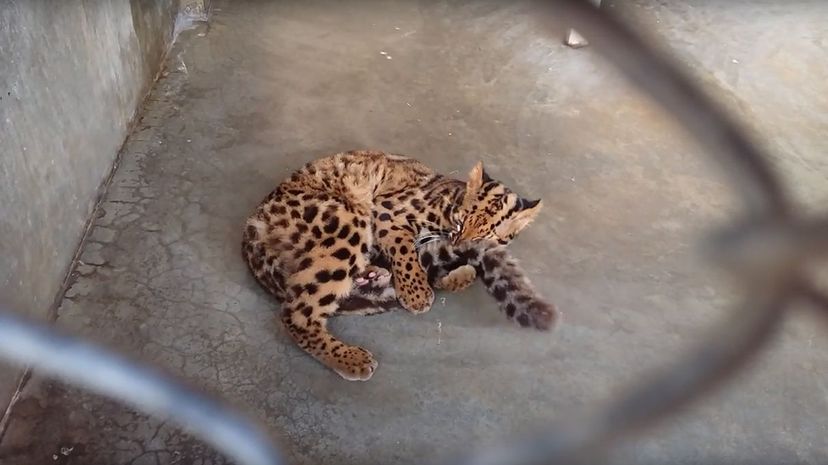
[2,1,824,464]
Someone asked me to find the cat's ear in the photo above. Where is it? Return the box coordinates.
[463,161,486,208]
[518,197,540,210]
[466,161,485,193]
[495,199,543,237]
[482,168,494,183]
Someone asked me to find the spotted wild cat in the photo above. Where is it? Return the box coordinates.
[242,150,555,380]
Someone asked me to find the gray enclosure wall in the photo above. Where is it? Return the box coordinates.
[0,0,181,421]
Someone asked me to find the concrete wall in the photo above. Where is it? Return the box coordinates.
[0,0,180,424]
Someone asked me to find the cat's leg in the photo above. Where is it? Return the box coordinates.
[337,265,398,316]
[281,242,379,381]
[374,228,434,313]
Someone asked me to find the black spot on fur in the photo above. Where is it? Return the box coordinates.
[323,216,340,234]
[297,258,313,271]
[517,314,530,327]
[331,269,347,281]
[305,283,318,295]
[378,213,391,221]
[381,200,393,209]
[302,307,313,317]
[311,226,322,238]
[245,225,257,239]
[493,286,507,301]
[460,248,480,261]
[303,240,315,252]
[290,232,301,242]
[319,294,336,306]
[337,225,351,239]
[427,266,440,283]
[348,232,361,246]
[505,303,516,317]
[321,237,336,247]
[361,243,368,253]
[400,245,409,255]
[302,206,318,223]
[482,255,499,272]
[420,251,433,268]
[378,229,388,238]
[286,199,300,207]
[332,248,351,260]
[438,248,451,262]
[315,270,332,282]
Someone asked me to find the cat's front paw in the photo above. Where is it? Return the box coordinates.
[398,284,434,314]
[437,264,476,292]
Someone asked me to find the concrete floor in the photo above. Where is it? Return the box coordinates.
[2,1,827,464]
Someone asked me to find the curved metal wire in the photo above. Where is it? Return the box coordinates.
[449,288,791,465]
[442,1,821,464]
[0,311,284,465]
[1,1,824,465]
[540,0,792,218]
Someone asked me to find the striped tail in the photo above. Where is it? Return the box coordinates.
[475,247,558,330]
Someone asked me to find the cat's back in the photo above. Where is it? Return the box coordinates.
[284,150,435,195]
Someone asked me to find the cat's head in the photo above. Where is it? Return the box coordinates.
[450,161,542,246]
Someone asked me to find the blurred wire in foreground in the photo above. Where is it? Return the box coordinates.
[2,1,827,464]
[447,1,828,464]
[0,311,284,465]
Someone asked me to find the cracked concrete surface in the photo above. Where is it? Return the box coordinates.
[2,1,827,464]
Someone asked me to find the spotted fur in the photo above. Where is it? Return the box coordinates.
[243,150,547,380]
[340,240,558,331]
